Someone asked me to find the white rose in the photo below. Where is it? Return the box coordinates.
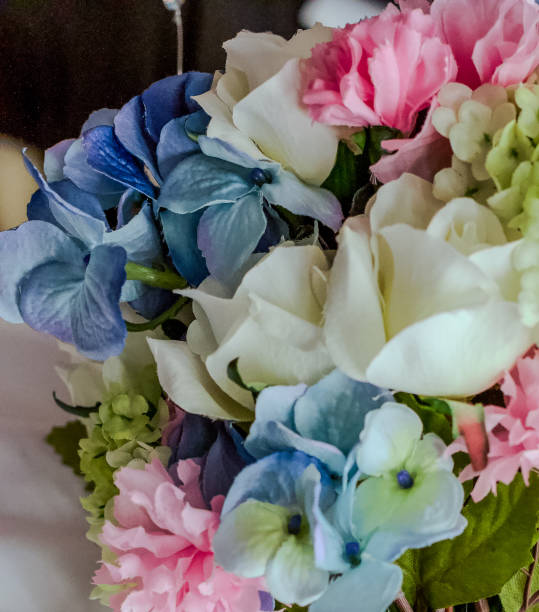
[149,244,334,420]
[324,173,533,397]
[194,27,341,186]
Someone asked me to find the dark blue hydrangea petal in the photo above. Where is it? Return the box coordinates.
[160,209,209,286]
[128,287,176,320]
[255,205,290,253]
[142,72,212,142]
[169,413,218,464]
[114,95,161,184]
[70,244,127,360]
[27,189,58,226]
[64,138,125,210]
[201,424,249,506]
[83,126,156,199]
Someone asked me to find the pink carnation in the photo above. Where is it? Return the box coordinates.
[301,4,457,133]
[93,458,268,612]
[450,349,539,502]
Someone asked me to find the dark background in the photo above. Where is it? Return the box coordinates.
[0,0,303,148]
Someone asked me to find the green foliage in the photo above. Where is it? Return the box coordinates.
[79,392,170,537]
[398,473,539,609]
[394,392,453,445]
[45,420,87,477]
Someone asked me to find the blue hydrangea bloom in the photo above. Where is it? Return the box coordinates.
[158,137,344,283]
[213,451,336,606]
[245,369,393,476]
[0,158,164,360]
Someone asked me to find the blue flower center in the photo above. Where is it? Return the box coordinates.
[396,469,414,489]
[250,167,272,187]
[345,541,361,567]
[287,513,302,535]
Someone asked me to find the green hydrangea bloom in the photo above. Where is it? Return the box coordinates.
[79,393,171,543]
[515,84,539,143]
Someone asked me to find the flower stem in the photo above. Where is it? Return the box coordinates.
[125,296,189,332]
[125,262,187,290]
[394,593,414,612]
[475,599,490,612]
[520,542,539,612]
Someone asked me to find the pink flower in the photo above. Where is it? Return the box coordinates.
[94,458,268,612]
[301,4,457,133]
[450,349,539,502]
[430,0,539,89]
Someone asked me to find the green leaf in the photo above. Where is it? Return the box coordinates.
[52,391,100,418]
[45,420,87,477]
[398,473,539,608]
[367,126,402,165]
[394,392,453,444]
[322,140,362,206]
[500,563,539,612]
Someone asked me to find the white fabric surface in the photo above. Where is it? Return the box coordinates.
[299,0,386,27]
[0,319,103,612]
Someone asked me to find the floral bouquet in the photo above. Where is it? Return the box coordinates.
[2,0,539,610]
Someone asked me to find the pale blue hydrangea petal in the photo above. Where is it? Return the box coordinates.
[156,116,202,178]
[158,153,253,214]
[23,153,107,248]
[197,191,267,282]
[222,451,325,516]
[309,555,403,612]
[0,221,82,323]
[262,169,343,231]
[44,138,75,182]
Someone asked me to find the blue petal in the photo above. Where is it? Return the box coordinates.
[19,258,85,344]
[169,413,218,464]
[27,189,58,226]
[201,424,249,506]
[185,109,210,136]
[262,169,344,231]
[156,116,202,179]
[17,244,127,359]
[294,371,393,456]
[142,72,212,142]
[23,153,107,248]
[64,138,125,210]
[70,244,127,360]
[0,221,83,323]
[256,205,290,252]
[157,153,252,214]
[114,95,161,183]
[52,180,110,229]
[117,189,145,227]
[104,204,161,266]
[160,209,208,286]
[80,108,118,132]
[129,287,176,319]
[197,191,267,282]
[309,556,403,612]
[44,138,75,182]
[221,451,325,516]
[199,136,261,169]
[83,126,156,198]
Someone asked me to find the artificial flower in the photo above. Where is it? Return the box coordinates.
[245,369,393,475]
[324,173,533,396]
[158,136,343,282]
[194,27,341,185]
[149,243,334,418]
[213,453,335,606]
[301,4,457,133]
[94,458,270,612]
[164,405,252,507]
[451,348,539,501]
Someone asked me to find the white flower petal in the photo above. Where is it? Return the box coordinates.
[147,338,253,420]
[233,59,340,185]
[366,300,532,396]
[324,218,386,381]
